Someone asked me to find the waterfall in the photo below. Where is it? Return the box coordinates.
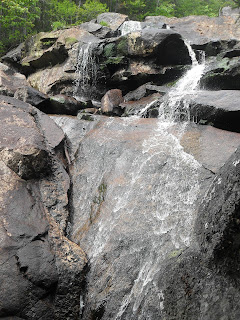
[71,40,206,319]
[139,42,205,120]
[114,43,205,319]
[121,21,142,36]
[73,42,97,100]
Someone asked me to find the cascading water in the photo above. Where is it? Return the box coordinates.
[70,40,207,319]
[121,21,142,36]
[139,42,205,122]
[73,42,98,100]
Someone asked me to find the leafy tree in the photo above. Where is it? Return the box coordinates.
[0,0,40,54]
[118,0,146,20]
[77,0,109,22]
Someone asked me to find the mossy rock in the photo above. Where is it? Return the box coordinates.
[116,36,128,56]
[65,37,79,46]
[103,43,116,58]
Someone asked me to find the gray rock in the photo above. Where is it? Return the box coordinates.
[144,14,240,47]
[49,94,91,115]
[60,115,240,319]
[195,145,240,271]
[189,90,240,132]
[80,21,115,38]
[0,97,88,318]
[97,12,128,32]
[0,63,28,97]
[14,85,50,109]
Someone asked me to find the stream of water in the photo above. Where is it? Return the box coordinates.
[71,40,206,319]
[73,42,97,100]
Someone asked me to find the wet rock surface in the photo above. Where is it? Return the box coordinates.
[53,115,240,319]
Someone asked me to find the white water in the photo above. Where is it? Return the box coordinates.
[73,42,97,99]
[139,43,205,121]
[71,41,206,319]
[121,21,142,36]
[114,43,205,319]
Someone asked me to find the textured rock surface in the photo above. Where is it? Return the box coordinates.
[0,98,88,319]
[195,146,240,272]
[101,88,124,115]
[144,13,240,46]
[189,90,240,132]
[96,12,128,32]
[2,10,240,320]
[53,115,240,319]
[0,63,28,96]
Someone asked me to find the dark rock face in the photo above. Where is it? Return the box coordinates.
[195,147,240,276]
[0,98,88,319]
[200,57,240,90]
[48,94,91,115]
[189,90,240,132]
[157,146,240,320]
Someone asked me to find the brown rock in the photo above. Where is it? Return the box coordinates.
[101,89,124,115]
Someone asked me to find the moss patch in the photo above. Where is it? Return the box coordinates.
[65,37,78,46]
[104,43,116,58]
[99,21,109,27]
[117,36,128,55]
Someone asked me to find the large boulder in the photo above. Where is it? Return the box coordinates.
[53,115,240,319]
[200,57,240,90]
[3,28,101,98]
[0,96,54,179]
[189,90,240,132]
[126,29,191,64]
[96,12,128,33]
[0,96,88,318]
[101,89,124,115]
[144,13,240,47]
[0,63,28,96]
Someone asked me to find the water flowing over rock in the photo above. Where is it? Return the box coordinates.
[74,42,98,100]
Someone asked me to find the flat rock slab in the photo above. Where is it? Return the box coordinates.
[178,123,240,173]
[97,12,128,32]
[189,90,240,132]
[144,15,240,45]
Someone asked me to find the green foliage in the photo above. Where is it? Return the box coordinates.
[119,0,146,20]
[0,0,40,52]
[0,0,238,57]
[99,20,110,26]
[104,43,116,57]
[52,21,66,30]
[174,0,235,17]
[116,37,128,55]
[77,0,109,23]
